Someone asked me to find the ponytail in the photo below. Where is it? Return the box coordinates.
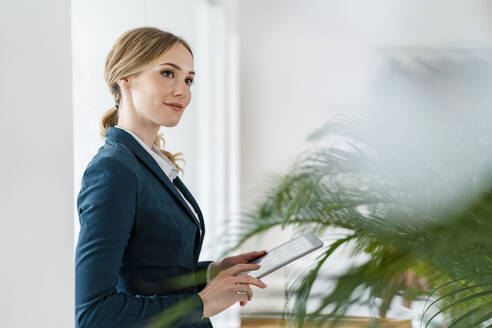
[99,106,119,138]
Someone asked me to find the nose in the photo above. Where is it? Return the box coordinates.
[172,80,186,97]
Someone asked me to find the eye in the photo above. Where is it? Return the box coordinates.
[160,70,174,78]
[185,78,194,86]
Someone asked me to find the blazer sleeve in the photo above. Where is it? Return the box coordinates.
[193,261,213,292]
[76,156,203,328]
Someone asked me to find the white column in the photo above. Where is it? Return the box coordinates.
[72,0,240,326]
[0,0,74,327]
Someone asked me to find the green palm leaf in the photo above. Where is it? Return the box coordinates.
[232,113,492,327]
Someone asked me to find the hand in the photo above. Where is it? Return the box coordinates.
[198,263,267,318]
[209,250,267,280]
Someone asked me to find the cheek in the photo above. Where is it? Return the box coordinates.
[184,90,192,107]
[132,89,150,109]
[143,83,165,107]
[132,80,156,106]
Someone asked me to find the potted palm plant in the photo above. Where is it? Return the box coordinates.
[231,107,492,327]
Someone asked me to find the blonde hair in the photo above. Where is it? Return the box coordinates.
[100,26,193,172]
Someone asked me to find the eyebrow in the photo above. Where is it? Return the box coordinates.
[158,62,195,75]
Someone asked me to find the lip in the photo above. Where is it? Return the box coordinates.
[164,102,184,111]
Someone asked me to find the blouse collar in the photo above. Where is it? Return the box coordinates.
[114,126,179,181]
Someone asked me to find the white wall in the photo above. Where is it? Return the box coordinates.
[238,0,492,318]
[0,0,74,327]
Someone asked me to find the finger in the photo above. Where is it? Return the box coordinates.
[243,250,267,258]
[246,285,253,301]
[248,255,267,265]
[235,284,253,301]
[243,251,268,262]
[224,263,261,276]
[216,262,255,278]
[235,292,248,305]
[233,275,267,288]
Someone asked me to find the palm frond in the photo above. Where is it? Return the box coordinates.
[233,113,492,327]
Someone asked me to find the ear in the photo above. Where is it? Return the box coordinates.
[116,76,131,89]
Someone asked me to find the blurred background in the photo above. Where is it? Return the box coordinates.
[2,0,492,327]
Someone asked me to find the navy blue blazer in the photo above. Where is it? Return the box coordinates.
[76,126,213,328]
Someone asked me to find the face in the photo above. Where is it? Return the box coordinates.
[123,42,195,128]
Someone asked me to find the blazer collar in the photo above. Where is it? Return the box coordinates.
[104,126,200,230]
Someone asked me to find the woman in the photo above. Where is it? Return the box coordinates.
[75,27,267,328]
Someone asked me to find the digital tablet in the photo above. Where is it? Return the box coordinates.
[238,232,324,279]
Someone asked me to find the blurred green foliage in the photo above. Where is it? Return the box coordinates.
[229,114,492,328]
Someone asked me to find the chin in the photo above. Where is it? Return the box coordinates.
[161,120,180,127]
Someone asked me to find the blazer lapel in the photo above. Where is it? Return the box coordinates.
[173,177,206,254]
[105,127,200,230]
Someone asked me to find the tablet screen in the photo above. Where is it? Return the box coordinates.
[241,232,323,279]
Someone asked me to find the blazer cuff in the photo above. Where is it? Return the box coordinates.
[194,261,213,292]
[166,294,205,325]
[188,294,205,323]
[196,260,213,272]
[206,262,213,283]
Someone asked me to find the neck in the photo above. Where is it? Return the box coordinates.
[115,121,160,149]
[115,99,161,149]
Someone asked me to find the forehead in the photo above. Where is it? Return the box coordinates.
[154,42,194,71]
